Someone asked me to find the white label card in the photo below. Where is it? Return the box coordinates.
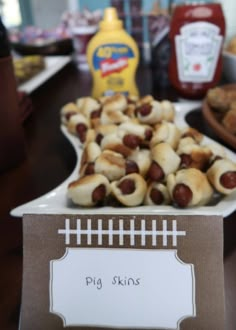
[50,248,195,329]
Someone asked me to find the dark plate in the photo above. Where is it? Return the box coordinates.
[11,38,73,56]
[202,84,236,150]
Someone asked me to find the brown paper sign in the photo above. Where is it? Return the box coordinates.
[20,214,225,330]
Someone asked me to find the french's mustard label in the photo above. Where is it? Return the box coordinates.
[93,43,135,77]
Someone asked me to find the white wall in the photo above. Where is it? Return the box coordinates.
[31,0,69,28]
[220,0,236,42]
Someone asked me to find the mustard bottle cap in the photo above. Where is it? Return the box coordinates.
[99,7,123,31]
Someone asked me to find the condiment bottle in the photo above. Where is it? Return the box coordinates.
[0,16,25,173]
[87,7,139,98]
[168,2,225,99]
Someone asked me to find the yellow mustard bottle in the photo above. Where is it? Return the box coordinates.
[87,7,139,98]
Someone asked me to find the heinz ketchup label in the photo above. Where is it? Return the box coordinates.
[175,22,223,83]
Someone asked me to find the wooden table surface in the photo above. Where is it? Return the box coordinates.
[0,62,236,330]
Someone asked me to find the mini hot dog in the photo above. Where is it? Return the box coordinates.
[111,173,147,206]
[94,150,126,181]
[147,142,181,182]
[68,174,110,206]
[207,158,236,194]
[67,113,90,143]
[144,182,170,205]
[150,122,181,150]
[177,144,212,171]
[60,102,79,124]
[167,168,213,207]
[128,149,152,177]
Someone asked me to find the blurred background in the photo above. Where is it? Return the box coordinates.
[1,0,236,87]
[0,0,234,41]
[2,0,233,59]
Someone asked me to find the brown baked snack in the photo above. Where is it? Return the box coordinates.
[222,108,236,135]
[206,87,235,113]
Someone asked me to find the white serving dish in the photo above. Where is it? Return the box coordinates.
[18,56,72,94]
[10,101,236,218]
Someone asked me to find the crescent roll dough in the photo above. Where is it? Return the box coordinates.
[151,142,181,178]
[76,97,100,118]
[100,109,129,125]
[61,102,79,124]
[160,100,175,122]
[102,93,127,112]
[151,122,181,150]
[94,150,126,181]
[80,142,101,175]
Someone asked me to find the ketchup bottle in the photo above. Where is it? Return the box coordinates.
[168,2,225,99]
[0,16,25,173]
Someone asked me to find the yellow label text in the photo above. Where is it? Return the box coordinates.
[96,46,128,58]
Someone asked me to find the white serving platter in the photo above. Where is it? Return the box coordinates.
[18,56,72,94]
[10,102,236,218]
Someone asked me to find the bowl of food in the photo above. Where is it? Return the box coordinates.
[11,38,74,56]
[9,26,73,56]
[203,84,236,149]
